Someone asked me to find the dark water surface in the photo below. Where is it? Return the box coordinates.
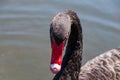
[0,0,120,80]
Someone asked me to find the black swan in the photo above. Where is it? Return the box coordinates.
[49,10,120,80]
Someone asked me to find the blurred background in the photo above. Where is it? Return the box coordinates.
[0,0,120,80]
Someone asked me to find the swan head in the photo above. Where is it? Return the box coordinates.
[50,12,71,74]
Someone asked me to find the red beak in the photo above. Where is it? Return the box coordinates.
[50,40,64,74]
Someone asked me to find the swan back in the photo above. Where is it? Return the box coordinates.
[79,48,120,80]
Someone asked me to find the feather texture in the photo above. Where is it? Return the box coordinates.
[50,10,120,80]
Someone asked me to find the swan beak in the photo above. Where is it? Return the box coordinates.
[50,40,64,74]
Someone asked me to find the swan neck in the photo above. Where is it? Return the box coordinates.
[53,10,83,80]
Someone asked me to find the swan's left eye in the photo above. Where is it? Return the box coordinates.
[64,38,67,46]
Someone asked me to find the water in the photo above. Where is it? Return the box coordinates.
[0,0,120,80]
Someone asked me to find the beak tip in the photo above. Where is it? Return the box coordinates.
[50,64,61,74]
